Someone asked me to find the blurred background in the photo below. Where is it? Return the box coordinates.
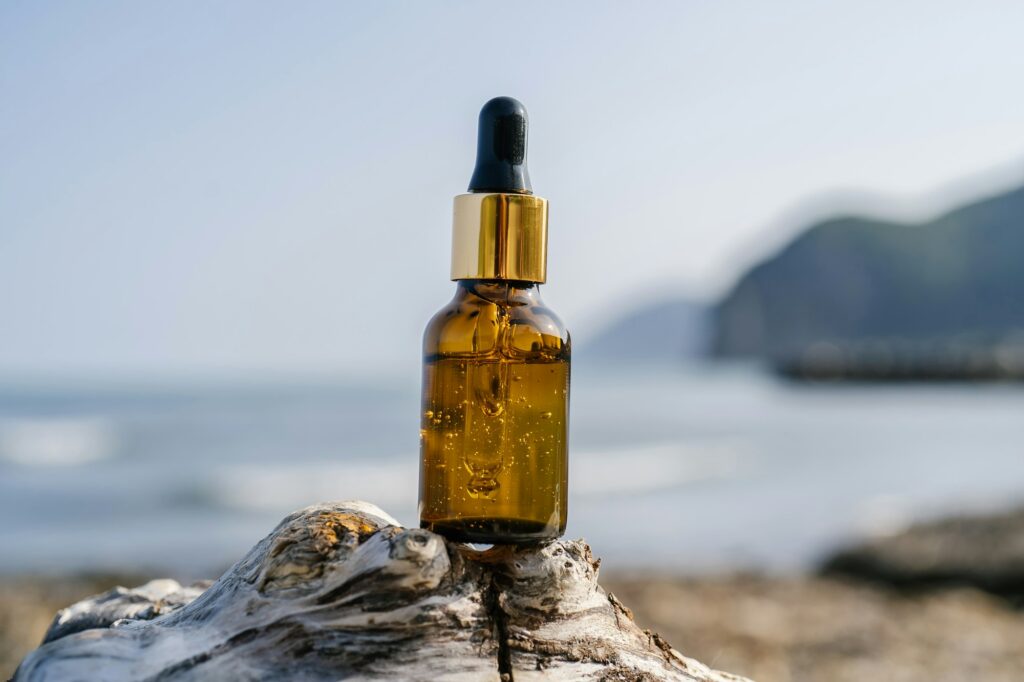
[3,2,1024,680]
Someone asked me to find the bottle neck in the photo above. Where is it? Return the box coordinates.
[455,279,541,306]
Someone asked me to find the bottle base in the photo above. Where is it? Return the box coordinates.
[420,517,562,545]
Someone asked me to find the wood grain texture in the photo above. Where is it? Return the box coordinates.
[14,501,751,682]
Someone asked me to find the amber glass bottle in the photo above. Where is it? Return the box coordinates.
[418,97,570,544]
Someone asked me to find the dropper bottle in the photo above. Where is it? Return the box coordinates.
[418,97,570,544]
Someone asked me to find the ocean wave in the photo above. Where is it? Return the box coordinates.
[0,417,119,466]
[208,460,417,514]
[572,440,747,496]
[207,439,747,514]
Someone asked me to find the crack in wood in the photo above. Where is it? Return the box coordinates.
[485,569,515,682]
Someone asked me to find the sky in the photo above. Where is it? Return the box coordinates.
[3,1,1024,379]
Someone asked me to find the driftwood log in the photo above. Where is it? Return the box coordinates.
[15,501,750,681]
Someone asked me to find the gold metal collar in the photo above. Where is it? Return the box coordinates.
[450,193,548,283]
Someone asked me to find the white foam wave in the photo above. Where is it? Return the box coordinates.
[572,440,747,496]
[210,439,747,514]
[0,417,119,466]
[210,460,417,514]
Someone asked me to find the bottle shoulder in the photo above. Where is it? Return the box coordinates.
[423,284,569,361]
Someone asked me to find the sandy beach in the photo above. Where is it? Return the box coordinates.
[607,573,1024,682]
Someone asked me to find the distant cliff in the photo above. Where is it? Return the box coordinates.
[580,299,710,363]
[713,185,1024,378]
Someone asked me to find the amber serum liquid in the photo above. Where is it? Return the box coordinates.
[418,97,570,544]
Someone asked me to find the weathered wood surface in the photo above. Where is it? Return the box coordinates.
[15,501,750,681]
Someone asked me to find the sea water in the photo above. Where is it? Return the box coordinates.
[1,363,1024,576]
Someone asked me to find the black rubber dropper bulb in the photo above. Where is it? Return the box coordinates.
[468,96,532,194]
